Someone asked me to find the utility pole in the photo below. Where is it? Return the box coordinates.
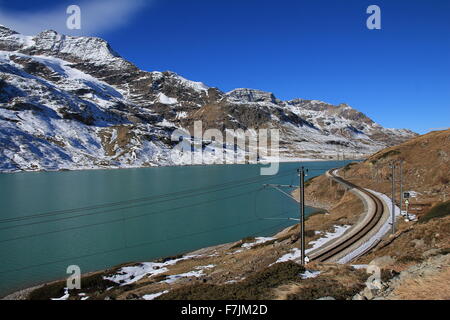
[399,160,404,215]
[264,167,308,265]
[298,167,306,265]
[390,162,396,234]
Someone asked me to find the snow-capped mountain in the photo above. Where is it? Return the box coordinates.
[0,26,416,172]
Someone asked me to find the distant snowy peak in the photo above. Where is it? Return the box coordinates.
[0,25,418,172]
[0,25,21,38]
[32,30,121,62]
[162,72,209,93]
[0,25,34,51]
[288,99,374,126]
[0,26,129,70]
[0,27,211,108]
[0,27,209,91]
[226,88,279,104]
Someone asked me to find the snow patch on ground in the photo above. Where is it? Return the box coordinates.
[300,270,321,279]
[194,264,215,270]
[241,237,275,249]
[225,280,237,284]
[160,265,215,284]
[307,225,351,253]
[78,293,90,300]
[104,255,200,286]
[274,248,304,264]
[163,270,205,284]
[406,190,421,198]
[51,288,69,300]
[273,225,351,264]
[142,290,169,300]
[351,264,369,270]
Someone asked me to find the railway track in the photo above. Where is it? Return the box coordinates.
[308,169,385,263]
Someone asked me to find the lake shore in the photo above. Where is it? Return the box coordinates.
[0,157,335,174]
[1,203,333,300]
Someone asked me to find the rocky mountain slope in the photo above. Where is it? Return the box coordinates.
[338,129,450,207]
[0,26,416,172]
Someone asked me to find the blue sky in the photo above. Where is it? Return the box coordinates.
[1,0,449,134]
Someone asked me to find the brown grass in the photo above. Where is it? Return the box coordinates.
[155,262,305,300]
[98,125,134,158]
[419,201,450,223]
[299,178,364,236]
[28,272,117,300]
[341,129,450,219]
[388,267,450,300]
[273,264,368,300]
[356,215,450,270]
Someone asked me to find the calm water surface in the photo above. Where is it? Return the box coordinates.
[0,161,349,296]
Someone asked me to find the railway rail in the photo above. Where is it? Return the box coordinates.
[308,169,385,263]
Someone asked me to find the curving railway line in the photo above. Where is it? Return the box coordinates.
[308,169,386,263]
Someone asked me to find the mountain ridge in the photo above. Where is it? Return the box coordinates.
[0,26,417,172]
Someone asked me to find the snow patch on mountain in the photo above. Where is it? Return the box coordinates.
[157,92,178,105]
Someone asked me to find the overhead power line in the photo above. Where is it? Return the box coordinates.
[0,165,336,274]
[0,208,298,275]
[0,169,298,227]
[0,187,265,244]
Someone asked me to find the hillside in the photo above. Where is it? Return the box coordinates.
[0,25,416,172]
[303,129,450,299]
[340,129,450,210]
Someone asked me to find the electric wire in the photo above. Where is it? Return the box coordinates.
[0,168,299,225]
[0,209,299,275]
[0,166,336,275]
[0,170,298,231]
[0,187,265,244]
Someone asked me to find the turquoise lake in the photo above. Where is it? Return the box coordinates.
[0,161,350,296]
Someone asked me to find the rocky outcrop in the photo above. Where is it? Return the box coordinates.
[353,253,449,300]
